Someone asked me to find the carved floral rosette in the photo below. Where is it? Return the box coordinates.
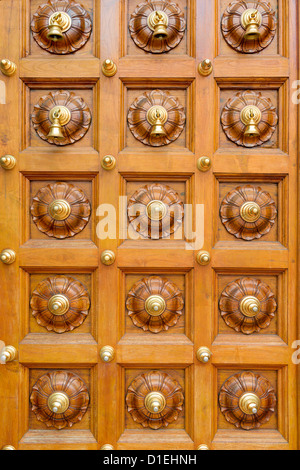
[30,371,90,429]
[219,278,277,335]
[31,0,92,54]
[128,89,186,147]
[32,90,92,146]
[31,182,91,239]
[220,185,277,241]
[219,371,276,430]
[126,371,184,429]
[129,0,186,54]
[127,183,184,239]
[221,1,277,54]
[221,90,278,147]
[126,276,184,333]
[31,275,90,334]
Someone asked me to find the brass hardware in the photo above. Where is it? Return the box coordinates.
[48,294,70,316]
[197,157,212,172]
[0,345,17,364]
[1,445,16,450]
[239,392,261,415]
[145,295,166,316]
[100,346,115,363]
[197,347,212,364]
[48,199,71,221]
[146,200,168,221]
[144,391,166,414]
[47,12,72,41]
[0,59,17,76]
[198,445,210,450]
[240,296,261,317]
[241,105,261,137]
[48,392,70,414]
[147,10,169,39]
[101,155,116,171]
[196,251,211,266]
[241,9,262,40]
[100,444,114,450]
[47,106,71,140]
[147,105,168,137]
[101,250,116,266]
[102,59,117,77]
[0,249,16,265]
[0,155,16,170]
[240,201,261,223]
[198,59,213,76]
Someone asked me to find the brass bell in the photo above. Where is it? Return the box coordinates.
[47,21,64,42]
[241,105,261,138]
[148,11,169,40]
[147,106,168,137]
[150,114,167,136]
[47,109,64,140]
[244,110,260,137]
[242,9,262,41]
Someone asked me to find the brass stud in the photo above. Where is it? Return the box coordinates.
[145,295,166,316]
[198,59,213,76]
[48,294,70,316]
[196,251,211,266]
[100,444,114,450]
[197,347,212,364]
[0,59,17,76]
[239,392,261,415]
[144,391,166,414]
[240,296,261,317]
[101,250,116,266]
[48,392,70,414]
[198,445,210,450]
[101,155,116,171]
[48,199,71,221]
[0,249,16,265]
[240,201,261,223]
[146,200,167,221]
[102,59,117,77]
[100,346,115,363]
[1,445,16,450]
[197,157,212,172]
[0,346,17,364]
[0,155,16,170]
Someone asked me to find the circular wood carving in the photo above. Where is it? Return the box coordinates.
[31,0,92,54]
[220,185,277,241]
[32,90,92,146]
[126,276,184,334]
[221,1,277,54]
[31,182,91,239]
[221,90,278,147]
[126,370,184,429]
[30,370,90,430]
[219,277,277,335]
[30,275,90,334]
[129,0,186,54]
[128,89,185,147]
[127,183,184,239]
[219,371,276,430]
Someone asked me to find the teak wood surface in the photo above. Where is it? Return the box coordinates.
[0,0,299,450]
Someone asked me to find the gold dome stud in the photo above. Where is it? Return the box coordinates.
[101,155,116,170]
[1,445,16,450]
[48,392,70,414]
[102,59,117,77]
[197,157,212,172]
[101,250,116,266]
[239,392,261,415]
[197,445,210,450]
[100,444,114,450]
[100,346,115,363]
[198,59,213,76]
[147,10,169,39]
[0,345,17,364]
[145,295,166,316]
[48,294,70,316]
[241,105,262,137]
[196,251,211,266]
[144,391,166,414]
[239,296,261,318]
[147,105,168,137]
[240,201,261,223]
[146,200,168,221]
[0,249,16,265]
[241,9,262,40]
[0,59,17,76]
[0,155,16,170]
[47,11,72,41]
[48,199,71,221]
[197,347,212,364]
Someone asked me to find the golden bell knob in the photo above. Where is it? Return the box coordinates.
[47,22,64,41]
[242,9,262,41]
[47,116,64,140]
[153,23,168,39]
[244,118,260,137]
[150,122,167,137]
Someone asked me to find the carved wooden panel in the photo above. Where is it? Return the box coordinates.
[221,1,277,54]
[221,90,278,147]
[31,0,92,55]
[129,0,186,54]
[30,275,90,334]
[219,277,277,335]
[128,89,186,147]
[219,371,276,430]
[127,183,184,239]
[32,90,92,146]
[220,185,277,241]
[30,182,91,239]
[30,371,90,430]
[126,370,184,429]
[126,276,184,334]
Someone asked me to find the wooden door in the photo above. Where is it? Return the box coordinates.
[0,0,298,451]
